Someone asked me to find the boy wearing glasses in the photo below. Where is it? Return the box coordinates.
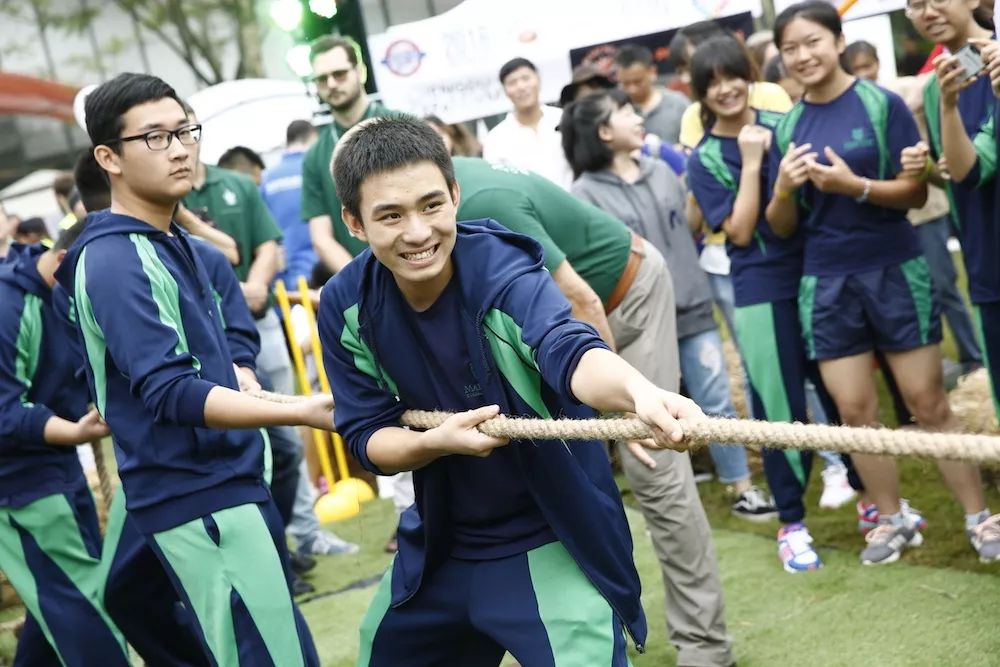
[55,72,332,665]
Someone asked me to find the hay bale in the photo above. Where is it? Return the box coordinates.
[949,368,998,435]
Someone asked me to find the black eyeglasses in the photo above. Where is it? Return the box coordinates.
[311,69,353,85]
[105,124,202,151]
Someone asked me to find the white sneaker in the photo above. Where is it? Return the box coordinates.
[819,464,856,509]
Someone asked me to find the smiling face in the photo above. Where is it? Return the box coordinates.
[94,97,194,206]
[502,66,541,113]
[343,160,460,309]
[599,100,646,153]
[704,72,751,120]
[779,16,846,90]
[908,0,979,47]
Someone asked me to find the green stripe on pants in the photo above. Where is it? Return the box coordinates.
[734,302,806,486]
[798,276,818,360]
[0,493,128,664]
[900,256,933,346]
[153,503,304,667]
[527,541,625,667]
[356,561,395,667]
[973,306,1000,421]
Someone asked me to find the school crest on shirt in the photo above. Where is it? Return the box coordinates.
[843,127,874,152]
[223,189,237,206]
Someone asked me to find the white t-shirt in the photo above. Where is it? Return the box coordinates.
[482,105,574,190]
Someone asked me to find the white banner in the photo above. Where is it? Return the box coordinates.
[368,0,764,123]
[772,0,906,20]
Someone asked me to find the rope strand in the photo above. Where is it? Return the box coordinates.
[401,411,1000,464]
[243,390,1000,464]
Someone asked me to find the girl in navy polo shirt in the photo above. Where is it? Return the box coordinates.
[765,1,991,566]
[687,36,851,573]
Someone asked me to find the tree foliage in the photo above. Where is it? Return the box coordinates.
[0,0,269,86]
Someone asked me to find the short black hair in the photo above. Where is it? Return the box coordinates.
[84,73,182,152]
[309,35,360,65]
[499,57,536,85]
[615,44,653,69]
[286,119,316,146]
[560,89,631,179]
[53,172,75,198]
[669,20,729,69]
[73,149,111,213]
[775,1,842,49]
[218,146,265,172]
[842,40,878,71]
[54,219,88,252]
[332,116,456,223]
[16,217,47,238]
[763,54,786,84]
[691,37,755,129]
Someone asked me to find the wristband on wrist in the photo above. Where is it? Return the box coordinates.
[919,157,934,182]
[775,185,793,201]
[855,177,872,204]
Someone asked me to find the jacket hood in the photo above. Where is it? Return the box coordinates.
[54,210,167,294]
[0,243,49,299]
[584,155,658,186]
[356,218,546,319]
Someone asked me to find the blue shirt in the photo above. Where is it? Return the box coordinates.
[261,150,318,286]
[402,279,555,560]
[926,74,1000,304]
[688,110,804,306]
[768,80,923,277]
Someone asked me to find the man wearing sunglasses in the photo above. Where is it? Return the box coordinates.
[301,35,411,554]
[302,35,395,276]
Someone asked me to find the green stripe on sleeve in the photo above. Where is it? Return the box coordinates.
[129,233,201,372]
[14,293,43,405]
[973,116,997,187]
[483,308,551,418]
[74,247,109,416]
[697,137,737,194]
[341,304,399,395]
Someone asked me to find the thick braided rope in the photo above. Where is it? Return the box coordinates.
[90,439,113,514]
[401,411,1000,464]
[243,391,1000,464]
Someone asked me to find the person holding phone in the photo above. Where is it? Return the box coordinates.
[766,1,994,566]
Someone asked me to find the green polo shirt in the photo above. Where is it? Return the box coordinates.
[183,165,282,282]
[454,157,631,303]
[301,101,394,258]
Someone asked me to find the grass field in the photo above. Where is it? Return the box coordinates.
[3,257,1000,665]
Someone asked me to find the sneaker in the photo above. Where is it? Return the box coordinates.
[969,513,1000,563]
[819,464,856,509]
[731,486,778,522]
[777,523,822,573]
[857,499,927,535]
[292,573,315,596]
[289,551,317,575]
[297,530,360,557]
[860,520,923,565]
